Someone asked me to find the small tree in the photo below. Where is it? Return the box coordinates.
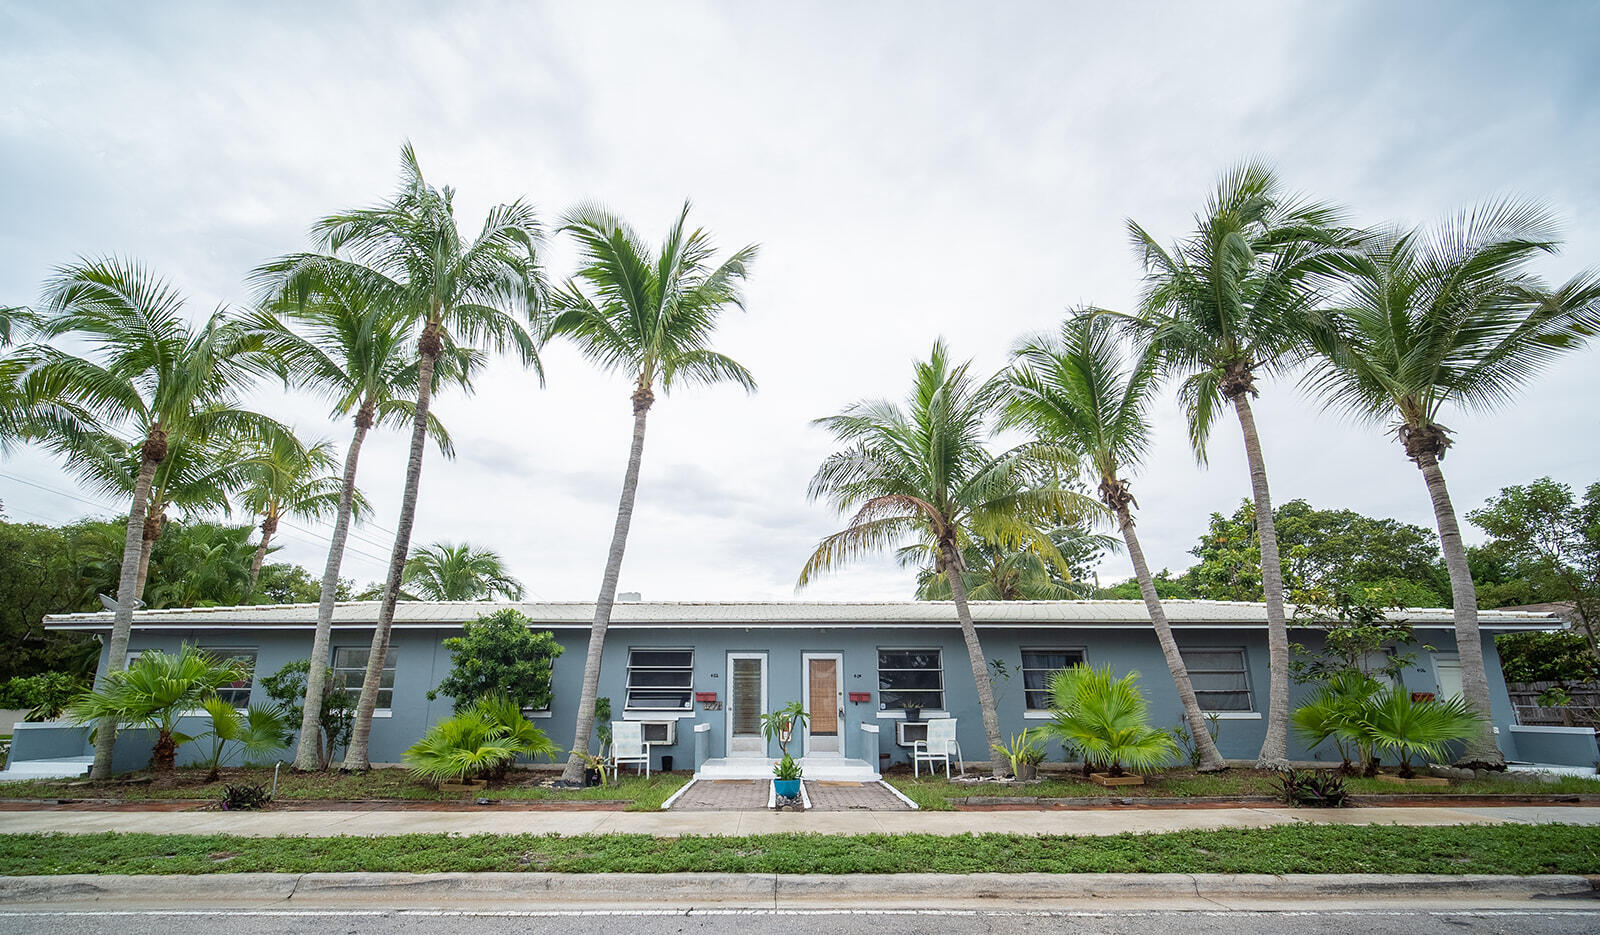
[427,609,563,712]
[261,659,353,771]
[1289,590,1430,686]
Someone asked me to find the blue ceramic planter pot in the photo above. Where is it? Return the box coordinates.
[773,778,801,798]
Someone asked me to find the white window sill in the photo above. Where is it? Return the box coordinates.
[623,710,695,720]
[525,710,552,719]
[1206,712,1261,720]
[1023,711,1054,720]
[876,710,949,720]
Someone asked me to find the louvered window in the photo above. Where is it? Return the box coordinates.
[1178,647,1253,711]
[625,648,694,711]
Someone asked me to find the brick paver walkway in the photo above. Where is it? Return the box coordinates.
[667,779,912,811]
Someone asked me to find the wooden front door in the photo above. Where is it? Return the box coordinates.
[803,652,844,756]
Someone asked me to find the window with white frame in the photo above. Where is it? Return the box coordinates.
[877,649,944,711]
[203,647,258,708]
[332,646,395,710]
[1021,647,1086,711]
[1178,647,1254,711]
[624,649,694,711]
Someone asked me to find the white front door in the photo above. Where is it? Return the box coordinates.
[1435,656,1464,700]
[726,652,768,757]
[803,652,844,757]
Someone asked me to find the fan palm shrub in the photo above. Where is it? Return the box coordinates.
[65,645,249,781]
[1306,200,1600,767]
[403,709,518,786]
[1358,686,1483,779]
[472,694,560,780]
[799,341,1097,776]
[195,697,292,782]
[549,202,756,783]
[260,143,544,770]
[1126,163,1353,768]
[1291,669,1381,775]
[1041,663,1177,777]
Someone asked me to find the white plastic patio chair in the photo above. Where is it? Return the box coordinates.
[610,720,650,779]
[912,718,964,778]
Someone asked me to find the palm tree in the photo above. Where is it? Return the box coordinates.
[260,144,544,771]
[15,258,284,779]
[1126,162,1351,768]
[236,435,358,600]
[1305,200,1600,767]
[1040,663,1180,777]
[548,202,757,783]
[401,541,524,601]
[999,312,1227,771]
[66,644,249,783]
[910,524,1115,600]
[245,266,468,772]
[799,341,1098,777]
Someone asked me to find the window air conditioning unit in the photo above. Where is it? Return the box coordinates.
[641,720,677,745]
[895,720,930,747]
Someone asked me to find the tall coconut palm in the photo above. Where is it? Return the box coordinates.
[261,143,543,771]
[401,541,525,601]
[1000,312,1228,771]
[1305,200,1600,767]
[236,435,359,600]
[245,268,468,771]
[799,341,1098,777]
[14,257,283,778]
[548,202,757,782]
[1126,162,1351,768]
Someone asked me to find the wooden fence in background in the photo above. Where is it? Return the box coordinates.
[1507,681,1600,731]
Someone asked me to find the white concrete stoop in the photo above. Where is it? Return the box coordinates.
[694,756,879,781]
[0,755,92,781]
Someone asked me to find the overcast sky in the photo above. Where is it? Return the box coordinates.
[2,1,1596,602]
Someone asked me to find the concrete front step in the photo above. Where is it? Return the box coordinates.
[694,756,879,781]
[0,756,93,781]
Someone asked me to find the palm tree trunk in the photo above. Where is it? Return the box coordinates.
[345,337,439,771]
[1415,449,1505,768]
[90,434,163,780]
[1118,502,1227,771]
[245,515,275,600]
[561,382,653,782]
[943,543,1004,779]
[294,406,371,771]
[134,520,158,602]
[1231,393,1290,769]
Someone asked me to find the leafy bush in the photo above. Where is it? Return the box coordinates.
[426,610,563,712]
[1276,768,1350,807]
[0,671,89,720]
[1040,664,1178,777]
[195,698,292,781]
[1292,670,1382,774]
[1293,677,1484,778]
[220,782,271,810]
[261,659,353,770]
[404,695,560,785]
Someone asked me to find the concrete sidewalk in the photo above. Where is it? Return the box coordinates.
[1,871,1595,912]
[1,805,1598,837]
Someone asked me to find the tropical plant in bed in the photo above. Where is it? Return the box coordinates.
[65,644,249,781]
[991,728,1046,780]
[1292,669,1381,775]
[404,709,518,787]
[472,694,560,781]
[1040,663,1178,778]
[195,697,292,782]
[1358,686,1483,779]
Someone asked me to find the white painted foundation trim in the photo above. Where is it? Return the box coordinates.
[878,779,920,810]
[659,777,697,810]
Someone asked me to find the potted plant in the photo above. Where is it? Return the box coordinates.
[760,701,809,756]
[1040,664,1177,787]
[991,728,1045,781]
[773,752,803,800]
[900,701,924,722]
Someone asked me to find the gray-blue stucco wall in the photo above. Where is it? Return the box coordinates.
[35,620,1531,772]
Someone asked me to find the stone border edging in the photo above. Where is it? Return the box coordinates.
[950,793,1600,808]
[0,872,1593,910]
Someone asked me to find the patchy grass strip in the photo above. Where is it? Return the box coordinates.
[0,825,1596,875]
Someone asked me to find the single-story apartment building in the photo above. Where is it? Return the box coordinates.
[8,599,1596,778]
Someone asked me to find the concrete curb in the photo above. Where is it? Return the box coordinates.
[1,872,1594,910]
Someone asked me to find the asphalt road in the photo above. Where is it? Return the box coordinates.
[4,907,1600,935]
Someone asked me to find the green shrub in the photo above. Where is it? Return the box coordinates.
[0,672,89,720]
[1040,664,1178,776]
[426,610,563,712]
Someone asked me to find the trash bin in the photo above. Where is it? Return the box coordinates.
[660,755,674,773]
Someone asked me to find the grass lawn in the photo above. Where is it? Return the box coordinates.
[0,824,1596,875]
[889,768,1600,810]
[0,766,688,812]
